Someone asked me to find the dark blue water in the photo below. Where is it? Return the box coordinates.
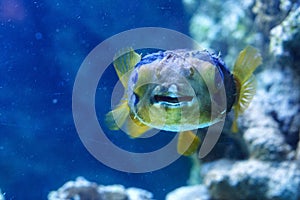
[0,0,193,199]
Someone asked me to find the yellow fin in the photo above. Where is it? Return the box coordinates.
[105,100,130,130]
[233,46,262,83]
[113,48,141,88]
[232,46,262,132]
[125,115,152,138]
[177,131,200,156]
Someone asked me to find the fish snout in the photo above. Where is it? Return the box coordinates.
[151,83,194,107]
[153,83,178,95]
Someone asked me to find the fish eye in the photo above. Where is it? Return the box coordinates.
[189,67,194,77]
[132,92,139,106]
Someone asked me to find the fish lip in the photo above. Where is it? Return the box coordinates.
[152,94,194,107]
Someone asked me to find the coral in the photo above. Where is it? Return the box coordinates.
[204,159,300,200]
[166,185,210,200]
[241,68,300,148]
[167,159,300,200]
[187,0,262,65]
[239,69,299,158]
[270,5,300,73]
[252,0,293,38]
[270,5,300,55]
[186,0,297,66]
[48,177,153,200]
[243,127,292,161]
[0,190,4,200]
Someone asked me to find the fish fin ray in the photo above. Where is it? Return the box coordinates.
[105,100,130,130]
[177,131,200,156]
[113,48,141,88]
[232,46,262,132]
[233,46,262,83]
[125,115,151,138]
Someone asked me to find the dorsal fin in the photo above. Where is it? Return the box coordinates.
[113,48,141,88]
[231,46,262,132]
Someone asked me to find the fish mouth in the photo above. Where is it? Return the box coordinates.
[153,94,194,107]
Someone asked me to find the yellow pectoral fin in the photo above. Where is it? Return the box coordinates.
[233,46,262,83]
[177,131,200,156]
[231,110,239,133]
[231,46,262,133]
[105,101,130,130]
[113,48,141,88]
[125,115,152,138]
[231,75,257,133]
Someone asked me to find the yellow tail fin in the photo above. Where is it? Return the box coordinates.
[232,46,262,132]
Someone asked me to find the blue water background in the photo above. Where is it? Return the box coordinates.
[0,0,192,199]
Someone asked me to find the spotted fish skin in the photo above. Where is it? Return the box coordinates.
[130,50,236,112]
[124,49,236,132]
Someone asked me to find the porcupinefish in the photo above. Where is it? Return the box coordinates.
[105,46,262,156]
